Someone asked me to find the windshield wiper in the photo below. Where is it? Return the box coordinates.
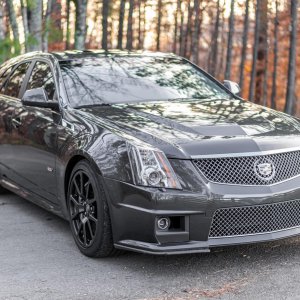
[74,103,111,109]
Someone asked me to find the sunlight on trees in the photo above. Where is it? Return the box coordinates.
[0,0,299,115]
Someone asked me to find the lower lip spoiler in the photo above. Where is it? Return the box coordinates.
[115,226,300,255]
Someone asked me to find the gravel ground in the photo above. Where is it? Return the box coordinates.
[1,192,300,300]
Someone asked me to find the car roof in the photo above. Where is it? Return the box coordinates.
[0,50,179,70]
[50,49,177,61]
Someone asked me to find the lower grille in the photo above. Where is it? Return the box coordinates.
[209,199,300,238]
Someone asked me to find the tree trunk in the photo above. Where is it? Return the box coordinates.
[140,0,146,49]
[102,0,109,50]
[0,3,5,41]
[239,0,249,93]
[285,0,298,115]
[179,2,185,56]
[156,0,162,51]
[262,41,269,106]
[254,0,268,104]
[126,0,134,50]
[43,0,53,52]
[173,0,181,53]
[49,0,63,49]
[6,0,21,54]
[138,0,142,49]
[183,0,192,58]
[117,0,126,49]
[218,6,226,77]
[191,0,200,65]
[66,0,71,49]
[270,0,278,110]
[27,0,43,51]
[224,0,235,79]
[74,0,88,50]
[20,0,29,52]
[210,0,220,76]
[249,0,261,102]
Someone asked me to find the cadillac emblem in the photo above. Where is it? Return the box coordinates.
[254,159,275,181]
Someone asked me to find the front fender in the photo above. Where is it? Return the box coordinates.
[56,130,134,218]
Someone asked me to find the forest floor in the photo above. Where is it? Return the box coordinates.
[0,192,299,300]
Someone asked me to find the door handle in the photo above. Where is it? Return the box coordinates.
[12,117,21,128]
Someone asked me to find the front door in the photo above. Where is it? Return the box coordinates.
[11,60,60,204]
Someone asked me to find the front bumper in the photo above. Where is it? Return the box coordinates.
[115,227,300,255]
[103,174,300,255]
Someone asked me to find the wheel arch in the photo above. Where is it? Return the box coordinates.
[64,153,102,206]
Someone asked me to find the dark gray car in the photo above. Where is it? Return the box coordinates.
[0,50,300,257]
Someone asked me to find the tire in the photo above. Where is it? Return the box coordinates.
[67,160,116,258]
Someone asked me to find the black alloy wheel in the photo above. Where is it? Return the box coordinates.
[68,160,116,257]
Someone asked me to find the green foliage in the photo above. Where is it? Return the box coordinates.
[0,38,19,64]
[26,33,39,48]
[46,20,64,44]
[26,0,37,10]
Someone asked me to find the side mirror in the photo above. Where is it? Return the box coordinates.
[22,88,59,110]
[223,80,241,96]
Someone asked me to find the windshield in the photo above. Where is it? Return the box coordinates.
[60,56,231,107]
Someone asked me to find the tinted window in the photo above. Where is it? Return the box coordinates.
[60,57,230,107]
[27,61,56,100]
[0,67,13,91]
[5,63,30,98]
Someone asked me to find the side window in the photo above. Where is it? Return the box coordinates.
[27,62,56,101]
[0,67,13,92]
[4,63,30,98]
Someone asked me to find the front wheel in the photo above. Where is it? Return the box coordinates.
[67,160,116,257]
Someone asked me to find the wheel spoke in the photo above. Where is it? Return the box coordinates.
[88,215,97,223]
[73,180,81,196]
[83,222,87,246]
[70,195,84,212]
[70,195,80,207]
[71,210,80,220]
[87,198,96,205]
[84,181,91,199]
[79,172,84,195]
[76,221,83,236]
[87,219,94,238]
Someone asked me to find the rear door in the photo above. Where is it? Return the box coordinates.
[10,60,60,204]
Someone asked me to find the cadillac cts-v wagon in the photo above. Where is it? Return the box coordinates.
[1,50,300,257]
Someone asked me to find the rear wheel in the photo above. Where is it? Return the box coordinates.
[67,160,116,257]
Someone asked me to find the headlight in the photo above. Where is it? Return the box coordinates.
[127,142,182,189]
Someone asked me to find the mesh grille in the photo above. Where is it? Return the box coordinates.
[193,150,300,185]
[209,200,300,237]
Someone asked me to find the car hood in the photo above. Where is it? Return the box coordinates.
[74,99,300,159]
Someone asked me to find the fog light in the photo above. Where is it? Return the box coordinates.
[157,217,170,230]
